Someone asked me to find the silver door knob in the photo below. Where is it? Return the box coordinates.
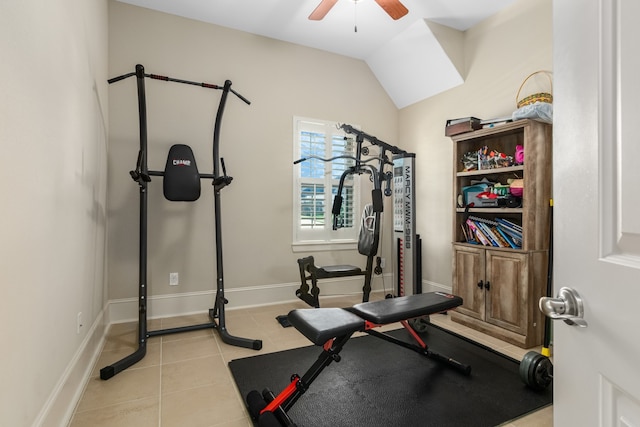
[539,287,588,327]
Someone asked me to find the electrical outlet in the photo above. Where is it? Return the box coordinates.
[76,312,83,334]
[169,272,179,286]
[380,258,386,268]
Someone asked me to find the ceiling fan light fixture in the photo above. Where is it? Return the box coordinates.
[374,0,408,20]
[308,0,408,21]
[308,0,338,20]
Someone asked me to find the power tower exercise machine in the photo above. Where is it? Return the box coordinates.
[100,64,262,381]
[295,124,421,307]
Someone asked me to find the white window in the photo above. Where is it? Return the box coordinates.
[293,117,361,249]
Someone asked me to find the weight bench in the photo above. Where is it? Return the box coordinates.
[245,292,469,427]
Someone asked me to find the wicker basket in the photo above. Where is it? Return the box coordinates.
[516,71,553,109]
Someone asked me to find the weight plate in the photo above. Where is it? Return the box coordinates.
[520,351,553,390]
[519,351,538,386]
[532,356,553,390]
[409,316,430,333]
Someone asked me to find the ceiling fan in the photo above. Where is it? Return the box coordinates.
[309,0,409,21]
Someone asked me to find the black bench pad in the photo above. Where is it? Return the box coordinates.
[287,292,462,346]
[287,308,365,345]
[349,292,462,324]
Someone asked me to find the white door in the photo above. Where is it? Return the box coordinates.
[553,0,640,425]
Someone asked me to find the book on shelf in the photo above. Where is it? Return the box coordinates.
[494,219,523,244]
[468,216,499,227]
[465,217,500,247]
[476,221,503,247]
[496,218,522,232]
[466,219,490,246]
[495,226,520,249]
[464,216,523,248]
[497,225,522,242]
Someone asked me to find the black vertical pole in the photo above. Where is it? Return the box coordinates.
[212,81,229,323]
[210,80,262,350]
[135,63,149,361]
[100,64,149,379]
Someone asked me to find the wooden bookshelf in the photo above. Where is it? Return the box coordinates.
[450,119,552,348]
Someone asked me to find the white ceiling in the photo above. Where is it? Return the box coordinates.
[116,0,519,107]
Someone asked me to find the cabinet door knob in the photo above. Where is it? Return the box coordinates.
[485,281,491,290]
[477,280,484,289]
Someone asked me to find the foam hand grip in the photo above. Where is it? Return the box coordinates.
[332,195,343,215]
[372,189,383,212]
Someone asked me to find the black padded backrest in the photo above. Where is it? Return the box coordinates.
[163,144,201,201]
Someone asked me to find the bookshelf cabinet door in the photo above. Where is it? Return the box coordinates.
[452,245,485,320]
[484,250,528,335]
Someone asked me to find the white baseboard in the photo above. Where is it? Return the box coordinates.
[34,309,108,427]
[421,280,452,294]
[107,276,452,323]
[108,275,394,323]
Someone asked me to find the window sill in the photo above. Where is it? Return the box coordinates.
[292,241,357,253]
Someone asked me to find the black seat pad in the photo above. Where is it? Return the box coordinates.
[287,308,365,345]
[349,292,463,324]
[315,265,363,278]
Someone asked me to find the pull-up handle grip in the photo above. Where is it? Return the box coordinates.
[332,196,343,216]
[108,72,136,84]
[230,88,250,105]
[220,158,228,177]
[371,189,383,212]
[383,172,393,197]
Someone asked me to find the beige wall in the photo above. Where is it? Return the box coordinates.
[0,0,552,423]
[107,0,552,312]
[0,0,109,425]
[399,0,552,289]
[107,2,399,308]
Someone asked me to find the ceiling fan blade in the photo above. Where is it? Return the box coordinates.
[374,0,409,20]
[309,0,338,20]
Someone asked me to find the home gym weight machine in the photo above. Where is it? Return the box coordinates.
[392,152,421,297]
[294,124,421,307]
[100,64,261,380]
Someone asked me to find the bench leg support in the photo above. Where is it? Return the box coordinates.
[365,322,471,376]
[248,332,354,425]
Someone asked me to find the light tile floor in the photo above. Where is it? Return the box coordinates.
[69,293,552,427]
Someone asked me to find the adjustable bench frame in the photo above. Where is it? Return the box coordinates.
[245,292,470,427]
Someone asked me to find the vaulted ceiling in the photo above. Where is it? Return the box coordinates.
[116,0,518,108]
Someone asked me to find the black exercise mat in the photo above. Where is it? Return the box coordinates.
[229,323,552,427]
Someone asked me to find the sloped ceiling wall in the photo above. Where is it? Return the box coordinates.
[366,19,465,108]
